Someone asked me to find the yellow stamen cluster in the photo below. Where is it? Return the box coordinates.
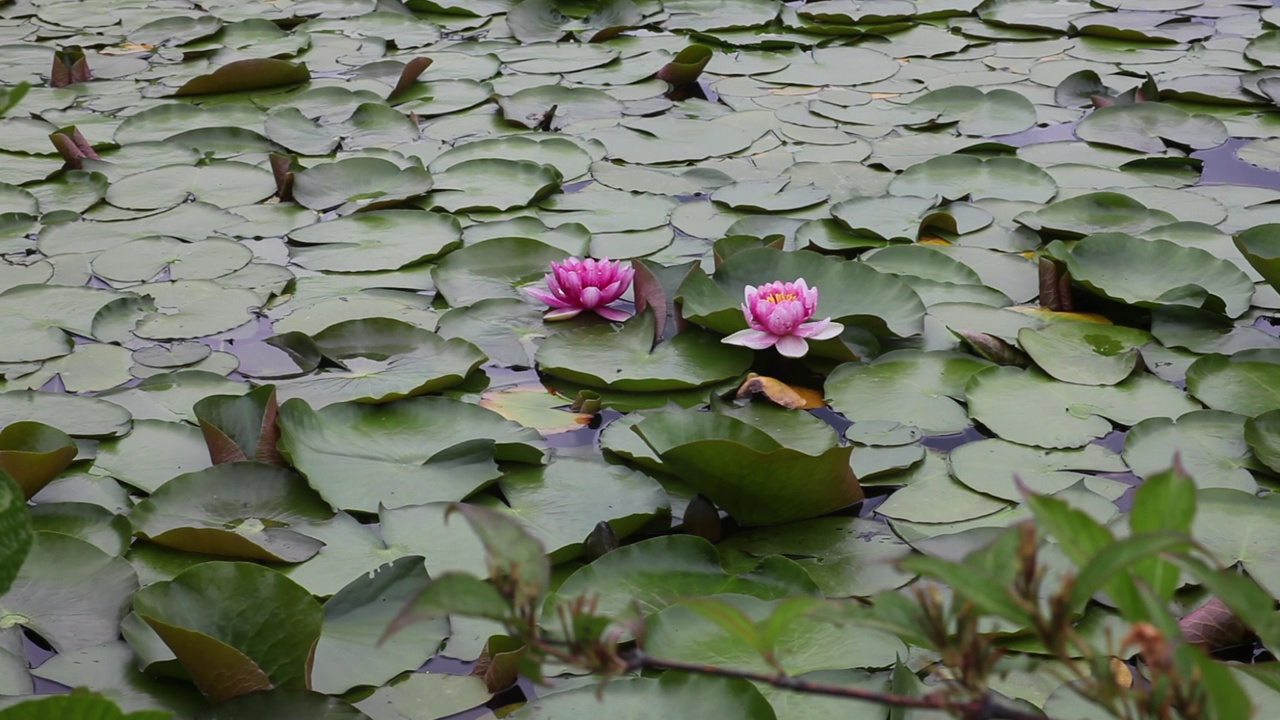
[763,292,798,303]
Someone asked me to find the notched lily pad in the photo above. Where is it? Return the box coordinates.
[130,463,333,563]
[535,311,752,392]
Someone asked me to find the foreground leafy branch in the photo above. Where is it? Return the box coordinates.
[385,465,1276,720]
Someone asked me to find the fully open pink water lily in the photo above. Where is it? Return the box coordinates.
[721,279,844,358]
[525,257,635,322]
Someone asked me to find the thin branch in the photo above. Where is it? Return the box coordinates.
[623,650,1050,720]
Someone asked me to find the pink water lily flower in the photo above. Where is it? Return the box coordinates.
[721,279,844,358]
[525,257,635,322]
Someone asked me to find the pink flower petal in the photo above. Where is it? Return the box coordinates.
[593,305,631,322]
[775,334,810,358]
[722,329,780,350]
[578,285,602,308]
[525,286,573,308]
[544,307,583,321]
[800,319,844,341]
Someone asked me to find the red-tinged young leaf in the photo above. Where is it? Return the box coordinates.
[656,45,713,86]
[1038,257,1073,311]
[1177,556,1280,651]
[1180,597,1251,651]
[193,386,285,466]
[49,127,99,168]
[173,59,310,96]
[390,57,433,100]
[270,153,296,201]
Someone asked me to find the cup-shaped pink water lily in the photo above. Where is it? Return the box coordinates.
[721,279,844,358]
[526,257,635,322]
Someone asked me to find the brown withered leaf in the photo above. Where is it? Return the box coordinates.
[1180,597,1251,651]
[1109,657,1134,688]
[735,373,826,410]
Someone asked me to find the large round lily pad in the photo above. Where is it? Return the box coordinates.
[276,396,544,513]
[632,408,862,526]
[132,562,322,703]
[535,312,752,392]
[130,463,334,563]
[966,366,1200,448]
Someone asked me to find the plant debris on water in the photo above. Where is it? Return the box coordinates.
[3,0,1280,717]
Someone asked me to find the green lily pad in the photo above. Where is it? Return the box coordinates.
[105,162,275,212]
[430,135,592,181]
[2,532,137,653]
[310,557,446,695]
[1192,489,1280,601]
[1018,194,1177,238]
[483,457,669,563]
[1017,321,1152,386]
[132,281,261,340]
[132,562,321,703]
[91,419,213,494]
[0,421,77,499]
[0,391,131,438]
[719,516,913,598]
[288,210,462,273]
[1123,411,1261,492]
[173,59,310,96]
[908,87,1037,136]
[1076,102,1228,153]
[1060,233,1254,318]
[633,408,861,526]
[30,641,205,716]
[130,463,334,563]
[195,689,370,719]
[1245,410,1280,476]
[0,691,171,720]
[426,159,561,213]
[1186,349,1280,416]
[677,247,924,339]
[545,535,820,620]
[291,158,434,213]
[949,438,1129,501]
[889,155,1056,203]
[875,449,1014,524]
[826,351,993,435]
[0,285,125,363]
[1233,224,1280,294]
[354,673,491,720]
[276,396,543,513]
[966,366,1200,448]
[432,237,569,308]
[535,312,752,392]
[29,502,130,557]
[274,319,486,407]
[647,594,905,672]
